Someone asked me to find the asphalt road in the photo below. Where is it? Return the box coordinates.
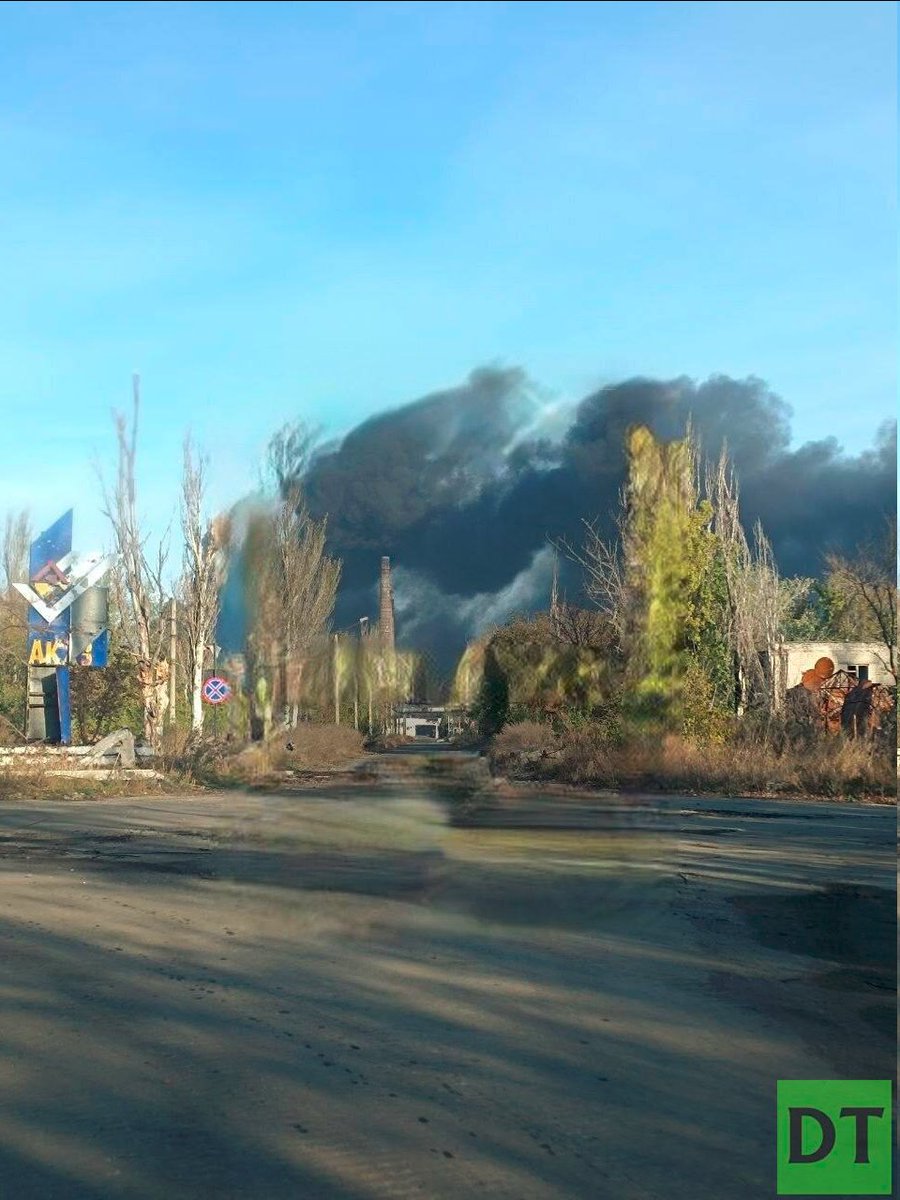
[0,753,894,1199]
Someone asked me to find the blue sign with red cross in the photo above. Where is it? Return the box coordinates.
[202,676,232,705]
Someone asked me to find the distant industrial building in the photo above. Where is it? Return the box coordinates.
[390,704,464,741]
[379,555,395,655]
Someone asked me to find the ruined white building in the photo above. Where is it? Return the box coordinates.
[772,641,894,695]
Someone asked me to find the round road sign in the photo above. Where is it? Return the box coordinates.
[202,676,232,705]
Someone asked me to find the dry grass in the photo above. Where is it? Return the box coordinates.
[489,721,896,801]
[206,723,366,785]
[489,720,558,775]
[551,725,617,787]
[0,723,369,797]
[0,760,168,801]
[367,733,415,751]
[613,734,895,801]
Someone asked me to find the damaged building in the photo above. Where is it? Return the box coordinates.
[771,641,894,694]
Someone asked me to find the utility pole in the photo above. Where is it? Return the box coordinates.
[212,642,219,738]
[167,597,177,725]
[333,632,340,725]
[355,617,368,731]
[364,620,374,735]
[550,552,560,637]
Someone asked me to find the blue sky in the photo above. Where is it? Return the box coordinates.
[0,0,895,555]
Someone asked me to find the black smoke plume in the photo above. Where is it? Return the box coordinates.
[296,368,896,672]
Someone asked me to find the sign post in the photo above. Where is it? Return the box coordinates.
[202,671,232,739]
[15,511,111,744]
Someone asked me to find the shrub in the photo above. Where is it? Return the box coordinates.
[489,720,557,775]
[271,723,365,770]
[550,724,616,787]
[474,614,615,736]
[793,738,894,800]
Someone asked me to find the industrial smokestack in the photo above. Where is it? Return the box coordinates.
[379,556,395,654]
[281,367,896,673]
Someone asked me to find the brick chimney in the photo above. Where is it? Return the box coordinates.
[379,556,395,655]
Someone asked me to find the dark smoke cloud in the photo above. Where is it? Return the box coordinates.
[299,368,896,672]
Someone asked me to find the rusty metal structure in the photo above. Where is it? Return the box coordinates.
[799,655,835,693]
[790,655,894,739]
[841,680,895,739]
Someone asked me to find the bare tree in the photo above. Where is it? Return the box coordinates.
[2,510,31,594]
[241,420,340,734]
[826,517,897,682]
[750,520,783,707]
[244,492,341,732]
[553,601,618,652]
[273,490,341,725]
[263,421,319,498]
[707,450,781,711]
[558,501,630,654]
[0,509,31,648]
[99,375,170,748]
[0,510,31,742]
[180,438,229,735]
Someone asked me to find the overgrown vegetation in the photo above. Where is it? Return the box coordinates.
[472,611,618,737]
[0,398,894,803]
[192,723,365,786]
[0,398,374,785]
[488,721,894,801]
[469,423,896,798]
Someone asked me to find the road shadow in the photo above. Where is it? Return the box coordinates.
[0,785,894,1198]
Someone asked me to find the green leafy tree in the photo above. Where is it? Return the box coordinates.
[778,577,836,640]
[70,640,143,742]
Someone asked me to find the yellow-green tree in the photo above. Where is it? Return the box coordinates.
[289,631,416,733]
[451,638,487,709]
[621,426,733,735]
